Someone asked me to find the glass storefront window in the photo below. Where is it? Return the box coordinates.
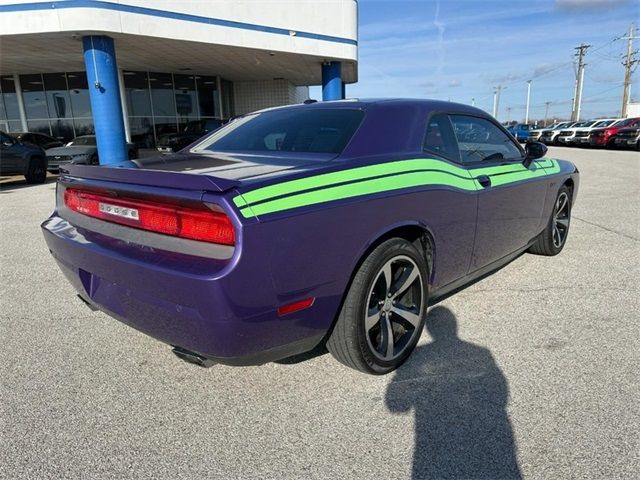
[50,119,75,141]
[43,73,72,119]
[153,117,178,139]
[196,76,220,119]
[149,72,176,118]
[73,117,94,137]
[124,71,152,117]
[21,74,50,120]
[3,120,22,133]
[67,72,92,118]
[9,70,226,146]
[26,119,51,136]
[1,76,22,124]
[128,116,154,148]
[174,74,198,126]
[221,79,234,119]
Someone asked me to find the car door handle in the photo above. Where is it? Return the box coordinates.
[476,175,491,188]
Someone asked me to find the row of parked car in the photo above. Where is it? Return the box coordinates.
[520,117,640,150]
[0,131,138,184]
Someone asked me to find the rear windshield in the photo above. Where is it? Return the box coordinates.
[192,108,364,155]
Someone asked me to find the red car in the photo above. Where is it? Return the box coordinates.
[589,117,640,147]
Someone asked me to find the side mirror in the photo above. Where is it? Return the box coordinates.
[523,141,547,168]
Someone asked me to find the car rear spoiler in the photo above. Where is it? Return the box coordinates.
[60,164,240,193]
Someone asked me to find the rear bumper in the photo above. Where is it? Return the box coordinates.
[42,214,329,365]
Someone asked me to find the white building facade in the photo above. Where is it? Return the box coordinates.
[0,0,358,157]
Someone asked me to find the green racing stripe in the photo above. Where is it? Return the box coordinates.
[234,157,560,218]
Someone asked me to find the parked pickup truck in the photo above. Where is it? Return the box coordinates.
[556,120,601,145]
[572,119,621,146]
[506,123,531,142]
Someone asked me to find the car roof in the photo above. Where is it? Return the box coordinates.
[252,98,490,118]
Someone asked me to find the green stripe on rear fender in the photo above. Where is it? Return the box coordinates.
[236,157,560,218]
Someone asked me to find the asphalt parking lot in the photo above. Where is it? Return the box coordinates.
[1,147,638,479]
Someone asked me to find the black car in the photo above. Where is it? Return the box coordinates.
[0,131,48,184]
[156,119,224,153]
[9,132,64,150]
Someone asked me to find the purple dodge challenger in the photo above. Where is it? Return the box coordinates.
[42,99,579,374]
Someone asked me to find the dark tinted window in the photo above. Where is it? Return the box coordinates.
[423,113,460,162]
[194,108,364,155]
[450,115,522,164]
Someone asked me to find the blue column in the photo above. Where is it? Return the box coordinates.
[322,61,343,101]
[82,35,128,165]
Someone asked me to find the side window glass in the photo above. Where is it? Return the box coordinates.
[450,115,523,164]
[423,113,461,163]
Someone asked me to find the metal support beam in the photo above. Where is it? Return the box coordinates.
[322,62,343,101]
[82,35,128,165]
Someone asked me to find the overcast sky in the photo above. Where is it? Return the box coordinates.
[311,0,638,123]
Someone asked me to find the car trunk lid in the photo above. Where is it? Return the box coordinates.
[61,151,331,192]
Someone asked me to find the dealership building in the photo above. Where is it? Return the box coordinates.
[0,0,358,162]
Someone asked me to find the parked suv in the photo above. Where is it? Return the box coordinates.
[612,125,640,150]
[538,122,575,145]
[591,117,640,148]
[556,120,600,145]
[0,131,48,183]
[572,119,620,146]
[156,119,224,153]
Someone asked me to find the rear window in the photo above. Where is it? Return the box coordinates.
[192,108,364,155]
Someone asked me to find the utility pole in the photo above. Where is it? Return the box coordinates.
[493,85,504,119]
[621,23,637,117]
[506,106,512,123]
[571,43,590,121]
[544,101,551,126]
[525,80,532,124]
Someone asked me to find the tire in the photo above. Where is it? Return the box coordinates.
[88,154,99,165]
[24,156,47,184]
[529,186,572,256]
[326,238,428,374]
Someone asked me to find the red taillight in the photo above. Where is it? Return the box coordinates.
[64,188,235,245]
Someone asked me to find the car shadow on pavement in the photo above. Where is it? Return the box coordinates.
[0,175,57,193]
[385,306,522,480]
